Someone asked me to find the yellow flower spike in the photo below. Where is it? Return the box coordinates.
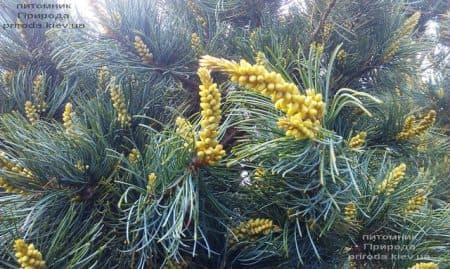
[62,103,75,136]
[32,74,43,90]
[199,55,325,140]
[0,177,26,194]
[384,12,421,62]
[408,262,438,269]
[315,43,324,54]
[109,83,131,128]
[399,12,421,40]
[1,70,14,85]
[349,131,367,148]
[187,0,207,29]
[191,32,204,56]
[404,189,427,215]
[195,68,225,165]
[397,115,416,139]
[147,173,157,193]
[133,36,153,64]
[75,160,88,172]
[229,218,279,246]
[97,66,110,92]
[175,117,195,150]
[344,202,357,223]
[337,49,347,63]
[253,167,266,181]
[24,101,39,126]
[14,239,46,269]
[397,110,436,140]
[250,167,269,188]
[376,163,406,195]
[128,148,140,163]
[0,152,34,180]
[32,74,47,113]
[322,22,333,41]
[414,110,436,134]
[19,167,33,179]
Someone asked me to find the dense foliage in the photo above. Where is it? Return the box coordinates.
[0,0,449,268]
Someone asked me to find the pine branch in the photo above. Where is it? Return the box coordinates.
[311,0,337,42]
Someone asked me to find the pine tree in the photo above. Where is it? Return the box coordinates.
[0,0,449,268]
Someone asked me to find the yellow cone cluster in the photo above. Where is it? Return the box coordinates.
[416,111,437,133]
[253,167,266,181]
[0,178,25,194]
[0,152,34,179]
[311,42,324,54]
[404,189,427,214]
[175,117,195,150]
[133,36,153,64]
[14,239,46,269]
[191,33,204,56]
[24,101,39,126]
[337,49,347,63]
[32,74,47,113]
[399,12,422,38]
[128,148,140,163]
[344,202,357,222]
[276,89,324,139]
[187,0,206,29]
[376,163,406,195]
[147,173,157,193]
[62,103,75,135]
[383,12,421,62]
[408,262,438,269]
[322,22,333,41]
[349,131,367,148]
[0,150,33,194]
[397,110,436,140]
[399,115,415,135]
[199,55,325,140]
[109,83,131,128]
[251,167,277,188]
[229,218,278,246]
[75,160,88,172]
[251,167,267,188]
[1,70,13,85]
[195,68,225,165]
[97,66,110,92]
